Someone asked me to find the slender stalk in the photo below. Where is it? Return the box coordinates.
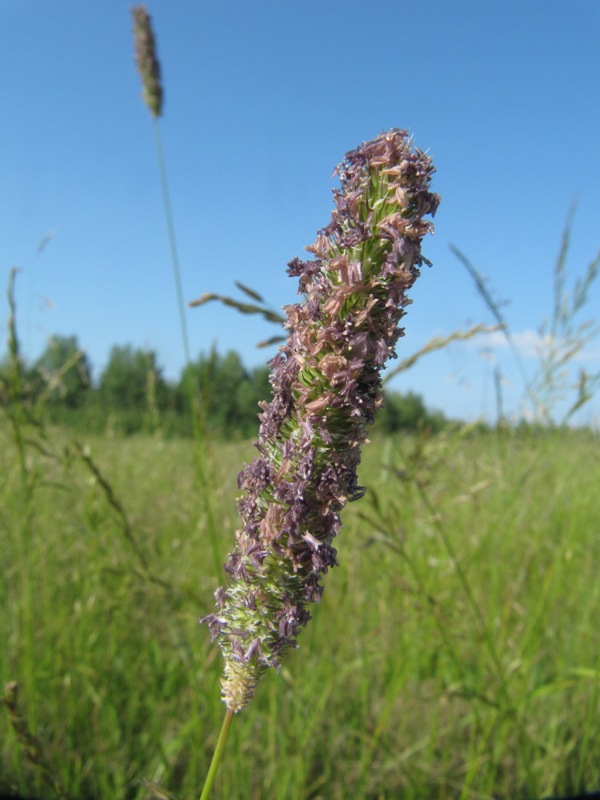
[199,708,234,800]
[150,118,205,443]
[131,6,223,576]
[152,119,193,368]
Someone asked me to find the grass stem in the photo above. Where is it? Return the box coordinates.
[199,708,234,800]
[152,120,192,368]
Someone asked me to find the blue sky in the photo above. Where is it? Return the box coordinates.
[1,0,599,424]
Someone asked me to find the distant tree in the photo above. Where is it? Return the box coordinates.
[216,351,253,432]
[99,345,168,414]
[378,390,447,433]
[179,348,245,434]
[178,349,273,437]
[32,335,92,408]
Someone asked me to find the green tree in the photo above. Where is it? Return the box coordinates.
[98,345,170,432]
[99,346,159,407]
[179,348,245,436]
[32,335,92,408]
[378,390,447,433]
[178,348,273,438]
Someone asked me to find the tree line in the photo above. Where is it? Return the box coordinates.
[0,334,447,438]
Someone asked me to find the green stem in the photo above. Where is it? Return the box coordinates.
[199,708,234,800]
[153,119,192,367]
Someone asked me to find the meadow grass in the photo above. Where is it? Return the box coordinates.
[1,420,599,800]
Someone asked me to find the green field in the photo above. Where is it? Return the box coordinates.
[1,422,599,800]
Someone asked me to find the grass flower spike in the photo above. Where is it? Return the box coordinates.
[202,129,440,712]
[131,5,163,118]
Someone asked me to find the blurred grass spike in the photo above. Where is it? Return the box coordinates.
[383,323,502,384]
[256,334,287,348]
[131,5,163,118]
[189,290,286,326]
[2,681,72,800]
[190,282,287,347]
[234,281,265,303]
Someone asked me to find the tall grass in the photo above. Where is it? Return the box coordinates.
[2,414,600,798]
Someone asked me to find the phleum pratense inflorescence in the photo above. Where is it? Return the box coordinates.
[202,129,440,712]
[131,5,163,118]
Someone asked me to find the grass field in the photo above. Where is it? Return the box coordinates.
[1,421,600,800]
